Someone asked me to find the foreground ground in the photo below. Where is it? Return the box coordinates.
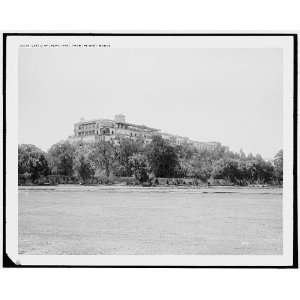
[18,185,282,255]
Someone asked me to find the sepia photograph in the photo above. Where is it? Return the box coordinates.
[3,33,297,267]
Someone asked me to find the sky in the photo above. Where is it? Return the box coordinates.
[18,47,283,159]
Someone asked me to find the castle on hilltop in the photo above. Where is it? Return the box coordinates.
[68,114,219,151]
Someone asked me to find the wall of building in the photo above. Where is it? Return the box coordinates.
[70,115,217,149]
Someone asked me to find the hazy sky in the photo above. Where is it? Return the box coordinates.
[18,47,283,159]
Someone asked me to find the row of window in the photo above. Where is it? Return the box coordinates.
[79,125,96,130]
[78,130,115,136]
[78,131,95,136]
[116,123,128,129]
[77,129,152,139]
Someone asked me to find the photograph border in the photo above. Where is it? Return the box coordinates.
[2,32,298,268]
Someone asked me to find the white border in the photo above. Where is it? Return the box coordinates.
[5,34,295,266]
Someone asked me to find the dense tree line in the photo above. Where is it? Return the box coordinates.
[18,136,283,185]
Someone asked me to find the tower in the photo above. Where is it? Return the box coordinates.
[114,114,126,123]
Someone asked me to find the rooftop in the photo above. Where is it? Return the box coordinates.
[75,116,159,132]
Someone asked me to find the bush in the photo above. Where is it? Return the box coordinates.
[129,153,150,183]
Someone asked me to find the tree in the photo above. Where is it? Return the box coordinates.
[73,144,94,183]
[239,149,247,160]
[252,160,274,183]
[129,153,150,183]
[73,155,94,183]
[19,137,279,186]
[246,153,255,160]
[47,141,75,176]
[18,144,50,182]
[175,159,193,178]
[146,135,179,177]
[190,155,213,182]
[212,156,274,185]
[31,154,50,181]
[273,150,283,183]
[211,158,240,184]
[174,142,197,161]
[114,138,144,176]
[255,153,264,161]
[89,141,115,178]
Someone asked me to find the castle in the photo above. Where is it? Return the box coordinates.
[68,114,219,151]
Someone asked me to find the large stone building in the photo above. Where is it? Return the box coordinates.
[68,114,219,150]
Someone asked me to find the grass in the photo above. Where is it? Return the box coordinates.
[18,186,283,255]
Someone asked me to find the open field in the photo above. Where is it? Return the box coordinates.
[18,186,282,255]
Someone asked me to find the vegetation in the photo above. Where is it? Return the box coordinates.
[129,153,150,183]
[18,144,50,182]
[47,141,75,176]
[18,138,283,186]
[146,136,178,178]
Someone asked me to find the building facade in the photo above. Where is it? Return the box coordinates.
[69,114,160,145]
[68,114,219,150]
